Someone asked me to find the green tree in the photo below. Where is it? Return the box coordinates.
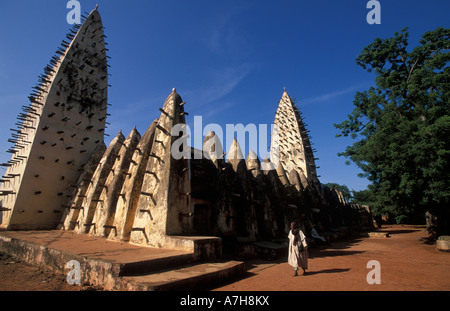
[351,188,377,207]
[335,28,450,235]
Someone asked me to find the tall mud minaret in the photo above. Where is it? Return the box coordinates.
[129,89,191,248]
[0,8,109,230]
[271,90,322,197]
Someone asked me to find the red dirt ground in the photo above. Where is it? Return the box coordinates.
[0,224,448,291]
[213,224,450,291]
[0,252,82,291]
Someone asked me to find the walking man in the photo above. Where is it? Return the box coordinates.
[288,221,308,276]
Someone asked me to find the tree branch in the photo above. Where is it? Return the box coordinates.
[407,56,421,84]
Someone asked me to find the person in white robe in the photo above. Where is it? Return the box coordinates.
[288,222,308,276]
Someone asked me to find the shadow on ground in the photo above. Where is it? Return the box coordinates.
[305,268,351,275]
[206,236,365,290]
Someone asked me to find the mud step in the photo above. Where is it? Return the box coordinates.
[122,261,245,291]
[359,231,390,238]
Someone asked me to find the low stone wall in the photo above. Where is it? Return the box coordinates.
[165,236,222,261]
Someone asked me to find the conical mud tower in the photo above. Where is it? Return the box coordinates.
[89,128,141,237]
[272,90,323,198]
[129,89,191,248]
[108,120,158,242]
[0,8,109,230]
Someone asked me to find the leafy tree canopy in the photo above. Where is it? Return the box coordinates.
[351,188,377,206]
[335,27,449,228]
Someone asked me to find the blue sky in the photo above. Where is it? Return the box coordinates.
[0,0,448,193]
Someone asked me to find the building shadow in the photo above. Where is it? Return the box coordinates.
[306,236,366,259]
[207,236,368,290]
[382,229,420,235]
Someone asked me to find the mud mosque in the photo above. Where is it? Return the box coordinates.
[0,8,373,289]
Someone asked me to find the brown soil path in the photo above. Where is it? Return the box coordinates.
[213,225,450,291]
[0,252,82,291]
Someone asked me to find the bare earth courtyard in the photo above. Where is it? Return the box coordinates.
[0,224,449,291]
[214,225,450,291]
